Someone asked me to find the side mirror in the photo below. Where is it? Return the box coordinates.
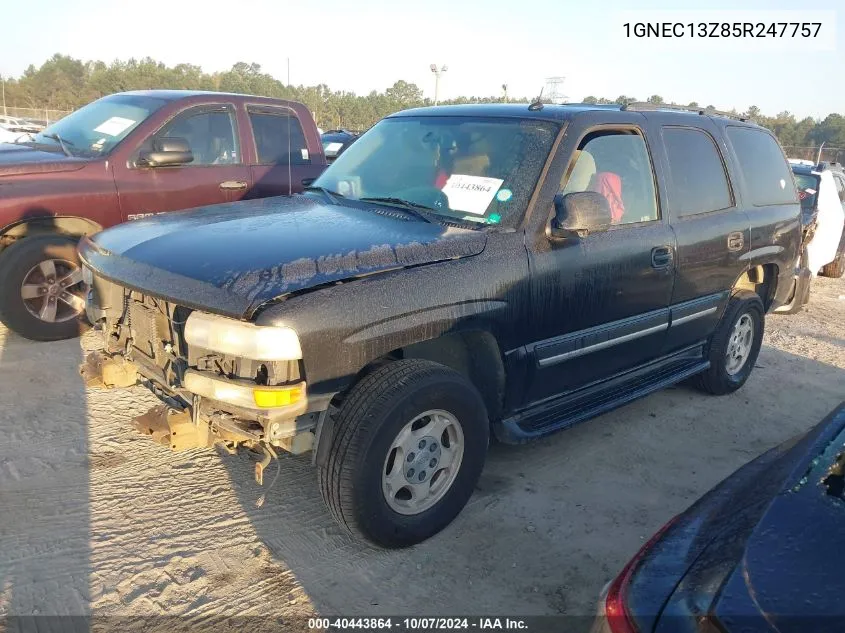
[138,137,193,167]
[549,191,613,240]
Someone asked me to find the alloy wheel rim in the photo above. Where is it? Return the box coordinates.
[20,259,87,323]
[725,313,754,375]
[382,409,465,515]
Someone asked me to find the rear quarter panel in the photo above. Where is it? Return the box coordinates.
[715,120,802,308]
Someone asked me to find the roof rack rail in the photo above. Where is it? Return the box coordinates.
[620,102,751,122]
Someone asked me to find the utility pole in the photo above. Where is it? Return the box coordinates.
[287,58,290,87]
[815,141,826,166]
[1,75,6,116]
[430,64,447,106]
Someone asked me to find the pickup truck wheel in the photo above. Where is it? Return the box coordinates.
[0,235,89,341]
[317,359,489,547]
[820,252,845,278]
[693,291,764,396]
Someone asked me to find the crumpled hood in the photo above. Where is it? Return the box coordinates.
[80,195,487,319]
[0,143,88,177]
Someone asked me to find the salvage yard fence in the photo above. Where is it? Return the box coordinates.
[783,145,845,165]
[2,107,73,125]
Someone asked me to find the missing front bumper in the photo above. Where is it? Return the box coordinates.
[81,350,319,455]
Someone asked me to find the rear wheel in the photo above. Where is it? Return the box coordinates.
[0,235,89,341]
[693,291,764,395]
[317,359,489,547]
[820,252,845,279]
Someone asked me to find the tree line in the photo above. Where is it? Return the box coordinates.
[3,54,844,152]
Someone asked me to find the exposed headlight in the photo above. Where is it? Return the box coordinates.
[184,312,302,361]
[183,370,306,411]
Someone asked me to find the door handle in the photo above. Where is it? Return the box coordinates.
[727,232,744,252]
[651,246,673,269]
[219,180,248,191]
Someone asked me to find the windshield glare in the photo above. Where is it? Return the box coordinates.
[313,116,559,225]
[27,94,167,158]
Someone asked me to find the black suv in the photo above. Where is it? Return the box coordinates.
[80,103,802,547]
[321,129,360,163]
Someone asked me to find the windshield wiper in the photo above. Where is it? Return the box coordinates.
[359,197,438,223]
[42,133,74,157]
[303,185,344,203]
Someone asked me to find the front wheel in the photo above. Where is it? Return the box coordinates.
[0,235,90,341]
[693,291,764,396]
[317,359,489,547]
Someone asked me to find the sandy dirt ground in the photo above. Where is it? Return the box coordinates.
[1,276,843,629]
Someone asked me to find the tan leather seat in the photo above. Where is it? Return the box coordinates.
[452,154,491,175]
[562,149,597,192]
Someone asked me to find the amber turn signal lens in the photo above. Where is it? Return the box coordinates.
[253,385,304,408]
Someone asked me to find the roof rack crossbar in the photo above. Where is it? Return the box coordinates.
[620,102,750,122]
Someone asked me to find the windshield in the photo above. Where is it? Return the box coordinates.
[793,172,820,211]
[24,94,167,158]
[313,116,560,225]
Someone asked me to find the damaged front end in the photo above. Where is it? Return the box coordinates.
[80,270,319,483]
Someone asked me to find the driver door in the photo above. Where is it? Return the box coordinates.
[113,103,251,220]
[522,124,676,407]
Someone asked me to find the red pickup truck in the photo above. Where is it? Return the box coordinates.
[0,90,326,341]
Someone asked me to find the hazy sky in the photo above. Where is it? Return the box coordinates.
[1,0,842,118]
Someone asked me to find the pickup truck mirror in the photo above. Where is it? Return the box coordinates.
[138,137,194,168]
[549,191,613,240]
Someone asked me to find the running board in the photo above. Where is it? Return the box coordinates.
[495,348,709,444]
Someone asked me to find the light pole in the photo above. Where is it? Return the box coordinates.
[430,64,447,106]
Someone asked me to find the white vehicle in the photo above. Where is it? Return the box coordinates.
[0,124,28,144]
[0,116,43,134]
[791,161,845,279]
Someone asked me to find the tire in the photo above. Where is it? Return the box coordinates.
[693,291,764,396]
[820,252,845,279]
[317,359,489,548]
[0,235,90,341]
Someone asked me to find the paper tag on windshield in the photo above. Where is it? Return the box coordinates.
[94,116,136,136]
[441,174,504,215]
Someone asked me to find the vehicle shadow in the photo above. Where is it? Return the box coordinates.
[0,325,91,628]
[218,343,845,623]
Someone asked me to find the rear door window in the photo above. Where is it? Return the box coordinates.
[793,172,820,210]
[247,106,310,165]
[662,127,732,216]
[833,173,845,202]
[726,126,797,206]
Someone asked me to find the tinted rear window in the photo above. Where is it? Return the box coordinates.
[726,127,796,206]
[662,127,732,216]
[247,107,309,165]
[793,172,820,210]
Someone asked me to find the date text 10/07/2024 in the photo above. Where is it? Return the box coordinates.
[308,618,529,630]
